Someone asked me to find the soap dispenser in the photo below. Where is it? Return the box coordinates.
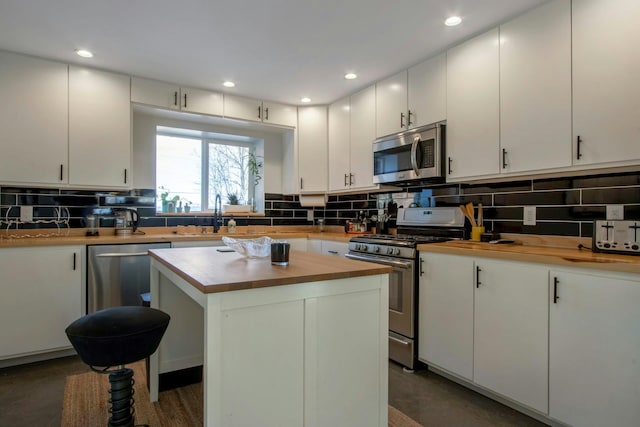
[227,216,236,233]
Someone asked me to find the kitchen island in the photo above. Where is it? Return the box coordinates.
[148,246,391,427]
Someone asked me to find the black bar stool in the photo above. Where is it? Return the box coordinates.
[66,306,170,427]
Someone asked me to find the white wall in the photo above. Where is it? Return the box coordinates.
[132,111,290,196]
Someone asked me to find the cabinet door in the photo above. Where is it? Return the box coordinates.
[263,101,297,127]
[0,246,83,359]
[181,87,223,116]
[0,51,68,185]
[321,240,348,257]
[375,70,407,138]
[408,53,446,129]
[474,259,548,413]
[297,106,327,193]
[131,77,180,109]
[69,66,131,187]
[446,29,500,180]
[349,85,376,190]
[306,239,322,253]
[305,288,383,427]
[418,253,474,381]
[573,0,640,165]
[500,0,572,173]
[549,270,640,427]
[223,95,262,122]
[328,96,351,191]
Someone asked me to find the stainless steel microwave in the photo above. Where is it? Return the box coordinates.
[373,123,444,184]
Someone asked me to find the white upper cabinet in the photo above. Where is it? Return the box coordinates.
[0,51,68,185]
[500,0,572,173]
[375,70,408,138]
[262,101,297,127]
[328,96,351,191]
[572,0,640,165]
[224,95,296,127]
[328,86,377,192]
[297,106,327,193]
[348,85,376,190]
[131,77,223,116]
[407,53,447,130]
[446,28,500,180]
[69,66,131,188]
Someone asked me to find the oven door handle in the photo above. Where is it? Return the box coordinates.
[345,253,412,269]
[410,135,420,176]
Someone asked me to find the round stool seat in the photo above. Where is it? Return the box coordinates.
[66,306,170,367]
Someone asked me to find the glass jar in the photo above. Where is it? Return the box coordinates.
[317,218,325,232]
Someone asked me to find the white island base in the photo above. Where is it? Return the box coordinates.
[149,248,389,427]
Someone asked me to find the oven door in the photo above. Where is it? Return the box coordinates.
[345,252,415,337]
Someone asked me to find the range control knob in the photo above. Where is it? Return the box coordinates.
[361,245,368,252]
[604,243,611,248]
[374,246,380,253]
[394,248,401,256]
[387,247,394,255]
[632,244,639,250]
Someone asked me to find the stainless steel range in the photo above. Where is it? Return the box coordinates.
[346,207,466,370]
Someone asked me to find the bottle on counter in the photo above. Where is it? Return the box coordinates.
[227,216,236,233]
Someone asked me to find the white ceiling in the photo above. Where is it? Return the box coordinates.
[0,0,548,106]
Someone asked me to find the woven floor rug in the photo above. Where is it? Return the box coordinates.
[62,361,422,427]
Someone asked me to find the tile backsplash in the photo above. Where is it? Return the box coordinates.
[1,170,638,238]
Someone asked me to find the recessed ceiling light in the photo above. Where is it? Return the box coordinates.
[445,16,462,26]
[344,73,357,80]
[301,97,311,103]
[223,81,235,88]
[75,49,94,58]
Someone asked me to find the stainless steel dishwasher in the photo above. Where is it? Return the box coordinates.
[87,243,171,313]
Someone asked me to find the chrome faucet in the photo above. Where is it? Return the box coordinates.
[213,194,222,233]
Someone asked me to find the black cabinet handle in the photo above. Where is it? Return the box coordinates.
[349,173,354,186]
[553,277,559,303]
[476,266,482,288]
[300,177,303,190]
[265,107,269,120]
[576,136,583,160]
[407,110,413,127]
[183,93,187,108]
[328,250,339,255]
[174,91,178,107]
[73,253,77,271]
[448,157,453,175]
[258,106,262,119]
[502,148,508,169]
[124,169,127,184]
[400,112,405,128]
[419,257,424,277]
[344,174,349,186]
[60,164,64,181]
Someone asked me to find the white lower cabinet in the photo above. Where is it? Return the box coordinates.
[474,259,549,413]
[418,253,474,381]
[306,239,347,256]
[0,246,84,361]
[549,269,640,427]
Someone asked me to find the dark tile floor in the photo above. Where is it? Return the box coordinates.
[0,355,547,427]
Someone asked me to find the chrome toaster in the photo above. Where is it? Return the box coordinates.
[592,220,640,255]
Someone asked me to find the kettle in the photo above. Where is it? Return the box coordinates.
[113,208,139,236]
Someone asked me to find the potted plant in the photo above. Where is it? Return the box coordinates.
[223,192,250,213]
[158,187,170,212]
[183,200,192,213]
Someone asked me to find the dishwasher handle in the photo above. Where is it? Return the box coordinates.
[96,252,149,258]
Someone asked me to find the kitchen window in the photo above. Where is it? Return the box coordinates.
[156,127,261,213]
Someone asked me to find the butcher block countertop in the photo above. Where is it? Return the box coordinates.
[149,247,391,294]
[0,227,352,248]
[419,238,640,275]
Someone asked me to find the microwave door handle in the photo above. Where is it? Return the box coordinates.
[410,136,420,175]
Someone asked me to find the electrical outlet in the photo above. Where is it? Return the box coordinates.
[523,206,536,226]
[606,204,624,220]
[307,210,314,221]
[20,206,33,222]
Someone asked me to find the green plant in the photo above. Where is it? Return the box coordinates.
[247,153,263,186]
[227,192,239,205]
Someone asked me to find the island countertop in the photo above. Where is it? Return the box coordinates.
[149,247,391,294]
